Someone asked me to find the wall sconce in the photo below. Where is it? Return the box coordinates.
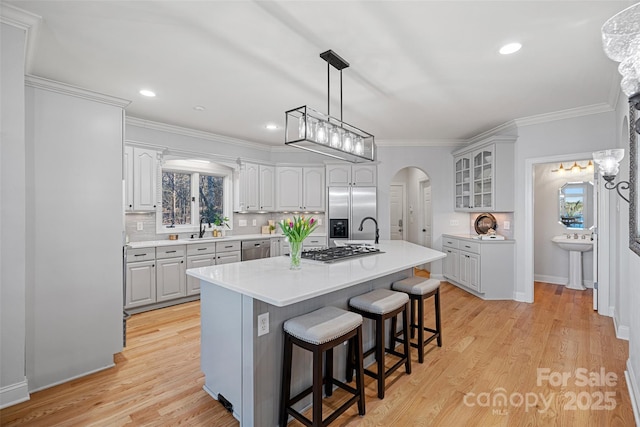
[553,161,594,173]
[592,149,630,202]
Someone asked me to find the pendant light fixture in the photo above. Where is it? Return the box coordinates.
[284,50,375,163]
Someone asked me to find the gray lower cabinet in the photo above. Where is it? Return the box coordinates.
[187,242,217,296]
[156,246,186,302]
[442,235,514,299]
[125,248,156,309]
[215,241,241,265]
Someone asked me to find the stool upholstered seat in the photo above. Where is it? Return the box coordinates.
[280,306,365,427]
[347,288,411,399]
[284,306,363,345]
[392,276,442,364]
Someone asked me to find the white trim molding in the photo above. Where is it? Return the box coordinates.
[626,359,640,427]
[127,117,271,153]
[0,378,29,409]
[25,75,131,108]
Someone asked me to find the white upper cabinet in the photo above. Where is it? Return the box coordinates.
[326,164,376,186]
[259,165,275,211]
[125,145,158,211]
[452,136,515,212]
[236,162,275,212]
[276,166,325,211]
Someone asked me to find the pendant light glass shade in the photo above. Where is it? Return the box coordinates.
[285,105,376,162]
[601,3,640,97]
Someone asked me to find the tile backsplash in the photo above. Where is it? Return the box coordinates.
[125,212,327,243]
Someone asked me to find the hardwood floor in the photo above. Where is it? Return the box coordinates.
[1,278,634,426]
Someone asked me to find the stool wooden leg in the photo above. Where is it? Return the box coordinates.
[312,346,323,426]
[417,295,425,363]
[376,316,386,399]
[345,338,354,383]
[325,348,333,397]
[410,298,417,339]
[402,302,412,375]
[354,326,366,416]
[279,334,293,427]
[435,288,442,347]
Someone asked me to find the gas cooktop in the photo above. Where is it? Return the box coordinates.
[300,245,383,263]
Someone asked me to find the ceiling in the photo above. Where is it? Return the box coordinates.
[5,1,631,147]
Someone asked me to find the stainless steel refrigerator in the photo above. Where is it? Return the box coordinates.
[327,186,377,247]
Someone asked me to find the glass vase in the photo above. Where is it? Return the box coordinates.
[289,240,302,270]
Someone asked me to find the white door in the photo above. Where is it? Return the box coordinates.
[390,184,404,240]
[422,181,432,248]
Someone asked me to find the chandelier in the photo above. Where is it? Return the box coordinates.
[285,50,375,163]
[601,2,640,132]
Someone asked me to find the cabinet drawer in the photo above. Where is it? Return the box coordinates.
[216,241,241,253]
[156,245,186,259]
[459,241,480,254]
[127,247,155,262]
[187,242,216,256]
[442,238,459,249]
[304,237,326,248]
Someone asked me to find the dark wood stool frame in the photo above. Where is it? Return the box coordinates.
[347,302,411,399]
[392,286,441,363]
[279,324,365,427]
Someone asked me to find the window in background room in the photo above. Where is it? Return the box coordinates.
[199,174,224,223]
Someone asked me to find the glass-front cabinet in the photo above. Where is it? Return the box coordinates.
[472,147,493,209]
[453,136,515,212]
[455,157,471,209]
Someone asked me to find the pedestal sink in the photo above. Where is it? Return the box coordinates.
[551,235,594,290]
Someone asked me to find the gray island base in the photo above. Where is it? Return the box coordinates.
[187,240,446,426]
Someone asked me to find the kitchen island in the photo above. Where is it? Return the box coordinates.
[187,240,446,426]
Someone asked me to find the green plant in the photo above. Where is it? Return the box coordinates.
[213,214,230,228]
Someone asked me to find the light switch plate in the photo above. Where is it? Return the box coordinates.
[239,220,247,227]
[503,221,511,230]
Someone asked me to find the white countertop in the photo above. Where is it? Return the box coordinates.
[443,233,515,243]
[187,240,446,307]
[127,233,326,249]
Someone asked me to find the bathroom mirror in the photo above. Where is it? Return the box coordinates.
[630,101,640,257]
[559,181,593,230]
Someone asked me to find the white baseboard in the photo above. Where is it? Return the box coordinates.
[0,378,29,409]
[534,274,594,288]
[514,291,532,303]
[28,362,114,394]
[612,307,630,340]
[625,359,640,426]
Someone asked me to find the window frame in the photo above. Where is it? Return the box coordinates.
[156,161,233,235]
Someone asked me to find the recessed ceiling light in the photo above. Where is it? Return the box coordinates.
[194,105,206,111]
[265,123,278,130]
[139,89,156,97]
[499,42,522,55]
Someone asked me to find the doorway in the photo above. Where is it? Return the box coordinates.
[526,152,607,314]
[389,167,432,269]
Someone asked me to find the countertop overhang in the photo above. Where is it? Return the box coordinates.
[187,240,446,307]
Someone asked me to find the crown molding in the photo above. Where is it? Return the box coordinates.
[25,75,131,108]
[126,116,271,153]
[514,103,614,128]
[375,138,465,148]
[1,4,41,72]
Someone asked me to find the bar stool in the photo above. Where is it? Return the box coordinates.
[347,288,411,399]
[391,277,442,363]
[279,306,365,427]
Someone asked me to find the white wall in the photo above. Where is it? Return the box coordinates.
[0,21,29,408]
[514,110,618,302]
[24,79,126,392]
[533,162,594,286]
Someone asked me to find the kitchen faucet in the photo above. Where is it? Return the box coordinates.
[199,217,211,238]
[358,216,379,245]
